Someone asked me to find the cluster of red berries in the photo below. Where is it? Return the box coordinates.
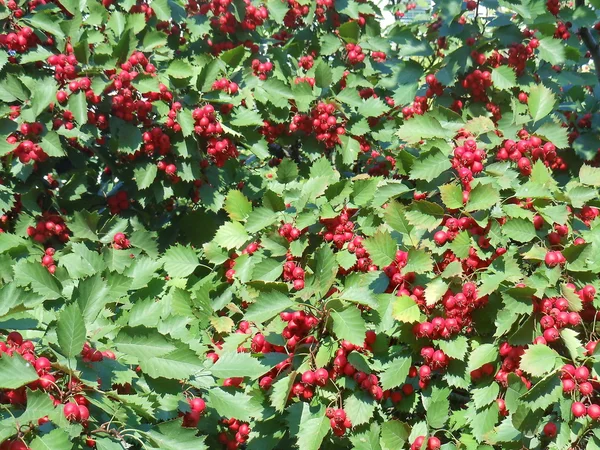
[107,70,153,124]
[425,74,444,98]
[506,40,538,75]
[497,135,565,174]
[433,216,476,247]
[41,248,56,274]
[414,287,483,341]
[282,261,305,290]
[562,365,600,420]
[383,250,415,292]
[181,397,206,427]
[9,130,48,165]
[280,310,318,350]
[546,0,559,15]
[544,250,566,267]
[489,343,528,387]
[345,43,365,64]
[321,208,357,248]
[112,232,131,250]
[554,21,571,40]
[346,236,376,273]
[46,53,78,82]
[212,77,239,95]
[452,139,486,189]
[206,137,238,167]
[251,59,273,80]
[107,191,130,215]
[402,96,429,118]
[292,102,346,149]
[577,204,600,226]
[0,26,36,53]
[294,76,315,87]
[129,1,155,20]
[326,408,352,436]
[26,214,70,244]
[371,51,386,62]
[140,127,171,157]
[218,418,251,449]
[192,104,223,136]
[278,222,302,241]
[291,368,329,401]
[462,69,492,102]
[157,160,179,180]
[411,436,441,450]
[419,347,450,380]
[81,341,114,363]
[260,120,287,143]
[298,55,314,70]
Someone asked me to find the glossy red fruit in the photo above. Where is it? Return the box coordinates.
[572,401,587,418]
[543,422,557,437]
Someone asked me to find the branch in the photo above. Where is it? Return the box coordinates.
[576,0,600,83]
[579,28,600,83]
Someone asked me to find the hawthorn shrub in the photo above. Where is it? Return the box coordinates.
[0,0,600,448]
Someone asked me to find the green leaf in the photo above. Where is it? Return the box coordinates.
[141,347,206,379]
[134,164,157,190]
[220,45,245,68]
[152,0,171,21]
[39,132,65,157]
[380,356,412,390]
[208,388,259,422]
[449,231,472,259]
[270,371,296,412]
[167,60,194,78]
[331,307,366,346]
[397,114,453,143]
[67,91,88,125]
[425,386,450,429]
[466,183,499,212]
[528,84,555,123]
[297,410,330,450]
[246,207,279,233]
[439,183,463,209]
[410,150,451,182]
[537,36,566,65]
[360,97,390,117]
[392,296,421,323]
[472,383,500,409]
[561,328,585,362]
[161,245,199,278]
[345,390,376,426]
[467,343,498,373]
[30,429,71,450]
[244,290,293,323]
[114,327,177,360]
[352,178,380,206]
[534,121,569,149]
[210,352,272,380]
[214,222,249,249]
[277,158,299,183]
[580,165,600,187]
[315,60,332,88]
[57,302,86,358]
[147,421,208,450]
[27,12,65,38]
[13,260,62,299]
[31,80,58,119]
[405,201,445,231]
[0,354,39,389]
[224,190,252,221]
[229,108,264,127]
[381,421,410,450]
[339,135,361,165]
[491,66,516,90]
[502,218,536,243]
[519,344,561,377]
[470,403,499,443]
[425,277,448,307]
[403,249,433,274]
[362,230,397,267]
[267,0,288,24]
[560,283,583,312]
